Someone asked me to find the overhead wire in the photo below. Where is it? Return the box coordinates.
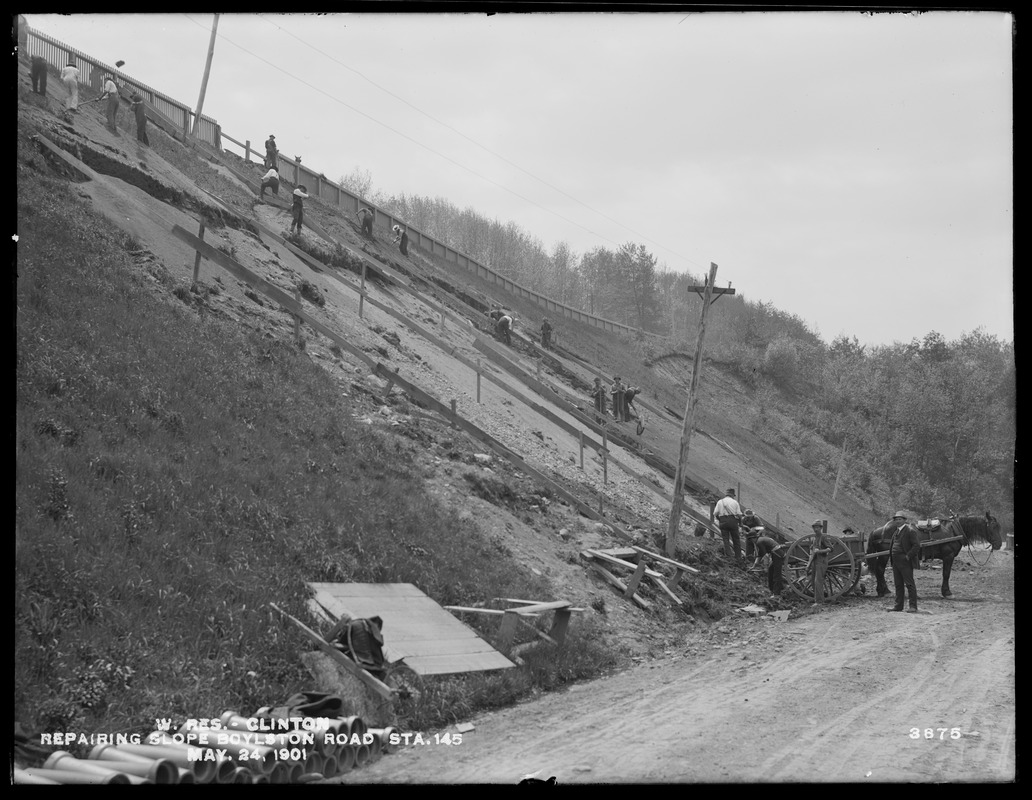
[257,14,707,270]
[181,13,636,253]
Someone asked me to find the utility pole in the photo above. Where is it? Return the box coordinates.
[665,263,736,556]
[191,13,220,139]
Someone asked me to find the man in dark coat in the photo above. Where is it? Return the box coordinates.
[540,318,553,350]
[129,93,149,145]
[358,207,375,238]
[753,535,788,595]
[886,512,921,612]
[264,135,278,169]
[30,55,48,96]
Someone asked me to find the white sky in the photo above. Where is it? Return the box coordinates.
[26,11,1013,348]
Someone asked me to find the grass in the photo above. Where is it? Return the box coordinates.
[15,124,620,750]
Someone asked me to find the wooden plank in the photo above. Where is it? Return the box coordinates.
[631,545,701,574]
[647,573,683,605]
[624,560,648,598]
[382,638,501,658]
[269,603,395,700]
[588,564,651,610]
[505,600,572,615]
[443,606,506,616]
[402,652,514,675]
[583,550,663,578]
[311,582,427,598]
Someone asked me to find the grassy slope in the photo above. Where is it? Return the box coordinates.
[15,122,617,744]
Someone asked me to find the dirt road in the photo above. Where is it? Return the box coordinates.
[349,551,1015,783]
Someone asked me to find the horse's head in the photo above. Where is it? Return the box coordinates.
[984,511,1003,550]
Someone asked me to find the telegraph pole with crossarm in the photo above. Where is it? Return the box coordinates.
[665,263,736,556]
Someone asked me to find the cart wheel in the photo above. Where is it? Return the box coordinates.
[784,533,857,602]
[382,662,424,723]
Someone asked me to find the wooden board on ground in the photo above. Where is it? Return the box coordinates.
[308,582,516,676]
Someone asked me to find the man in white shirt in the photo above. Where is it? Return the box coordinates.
[713,488,744,565]
[60,61,80,110]
[259,168,279,199]
[101,74,119,134]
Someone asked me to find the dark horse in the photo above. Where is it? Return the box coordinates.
[868,512,1003,598]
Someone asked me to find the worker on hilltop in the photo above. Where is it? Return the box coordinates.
[714,488,745,566]
[357,206,375,239]
[129,92,149,145]
[290,184,309,234]
[808,520,833,606]
[60,60,80,111]
[259,167,280,199]
[540,317,553,350]
[392,224,409,256]
[590,377,608,423]
[264,134,278,169]
[610,377,626,422]
[623,386,642,422]
[101,73,120,135]
[495,312,513,347]
[30,54,49,97]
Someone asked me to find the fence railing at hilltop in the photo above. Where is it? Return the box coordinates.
[23,26,220,147]
[218,133,665,340]
[22,23,659,340]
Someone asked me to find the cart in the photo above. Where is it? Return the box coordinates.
[784,533,862,602]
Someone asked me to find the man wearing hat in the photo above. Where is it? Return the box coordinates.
[886,512,920,613]
[264,135,278,169]
[100,73,120,134]
[290,184,309,234]
[741,507,762,559]
[590,377,607,423]
[808,520,833,605]
[713,488,745,565]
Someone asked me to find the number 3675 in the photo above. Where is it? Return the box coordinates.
[910,728,961,740]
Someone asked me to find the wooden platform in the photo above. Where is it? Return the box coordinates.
[308,582,516,676]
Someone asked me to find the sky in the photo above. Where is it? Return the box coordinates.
[25,11,1013,348]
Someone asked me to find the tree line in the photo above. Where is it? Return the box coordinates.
[342,171,1014,524]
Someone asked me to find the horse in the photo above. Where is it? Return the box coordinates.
[867,512,1003,598]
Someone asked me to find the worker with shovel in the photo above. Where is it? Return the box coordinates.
[100,73,120,135]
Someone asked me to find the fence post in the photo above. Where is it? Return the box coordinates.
[245,139,251,163]
[191,221,206,284]
[579,431,584,470]
[476,358,481,404]
[450,399,457,429]
[293,155,300,186]
[359,261,366,318]
[602,430,608,485]
[293,286,301,341]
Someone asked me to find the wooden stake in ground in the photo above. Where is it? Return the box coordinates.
[666,263,735,557]
[191,14,219,140]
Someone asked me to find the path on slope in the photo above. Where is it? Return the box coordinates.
[347,552,1015,784]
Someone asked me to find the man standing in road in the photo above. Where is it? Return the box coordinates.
[808,520,833,606]
[886,512,921,613]
[714,488,744,566]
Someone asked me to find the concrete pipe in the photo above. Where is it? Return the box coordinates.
[48,750,170,784]
[353,743,371,768]
[176,768,196,784]
[88,743,178,783]
[334,744,355,773]
[231,766,254,783]
[297,772,325,783]
[268,761,292,784]
[369,726,401,754]
[109,743,218,784]
[286,761,306,783]
[340,715,367,739]
[304,750,324,775]
[13,768,61,784]
[365,731,382,762]
[15,766,132,784]
[252,772,271,784]
[321,752,339,779]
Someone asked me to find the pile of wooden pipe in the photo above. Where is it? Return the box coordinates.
[12,712,403,785]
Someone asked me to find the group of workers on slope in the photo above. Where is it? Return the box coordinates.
[713,488,921,612]
[260,135,409,258]
[590,376,641,425]
[28,54,149,145]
